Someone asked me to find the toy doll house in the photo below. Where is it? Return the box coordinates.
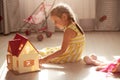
[6,33,40,74]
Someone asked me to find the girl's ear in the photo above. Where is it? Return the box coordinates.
[61,13,68,20]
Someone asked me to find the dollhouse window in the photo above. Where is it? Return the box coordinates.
[19,44,23,50]
[8,45,11,52]
[7,54,12,63]
[24,60,34,67]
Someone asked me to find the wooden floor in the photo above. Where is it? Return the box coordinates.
[0,32,120,80]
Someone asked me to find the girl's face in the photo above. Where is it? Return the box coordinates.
[51,14,68,30]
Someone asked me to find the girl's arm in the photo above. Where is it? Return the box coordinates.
[39,28,77,63]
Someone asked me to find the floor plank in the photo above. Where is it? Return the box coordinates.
[0,32,120,80]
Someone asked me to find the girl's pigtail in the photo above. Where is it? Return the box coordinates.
[71,17,84,35]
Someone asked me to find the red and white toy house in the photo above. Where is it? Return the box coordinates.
[6,33,40,74]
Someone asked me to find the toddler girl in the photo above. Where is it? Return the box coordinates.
[39,3,85,64]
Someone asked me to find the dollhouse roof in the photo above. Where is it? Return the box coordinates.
[8,33,28,57]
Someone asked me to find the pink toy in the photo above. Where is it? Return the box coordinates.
[101,58,120,73]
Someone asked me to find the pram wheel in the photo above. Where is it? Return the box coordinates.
[25,29,31,35]
[46,31,52,38]
[20,0,56,41]
[37,34,44,41]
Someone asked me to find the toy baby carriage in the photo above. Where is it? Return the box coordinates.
[19,0,56,41]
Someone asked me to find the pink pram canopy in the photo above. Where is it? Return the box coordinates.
[24,2,52,24]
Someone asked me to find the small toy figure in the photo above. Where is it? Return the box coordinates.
[7,33,41,74]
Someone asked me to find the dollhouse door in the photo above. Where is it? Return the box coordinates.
[7,54,13,70]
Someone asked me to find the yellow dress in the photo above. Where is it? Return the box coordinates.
[39,23,85,63]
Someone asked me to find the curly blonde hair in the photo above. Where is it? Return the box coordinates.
[50,3,75,21]
[50,3,84,34]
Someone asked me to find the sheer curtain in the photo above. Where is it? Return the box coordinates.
[68,0,96,31]
[2,0,55,34]
[0,0,4,33]
[1,0,96,34]
[3,0,20,34]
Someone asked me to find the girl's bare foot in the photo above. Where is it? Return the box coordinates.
[83,55,102,66]
[83,56,94,65]
[90,54,97,60]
